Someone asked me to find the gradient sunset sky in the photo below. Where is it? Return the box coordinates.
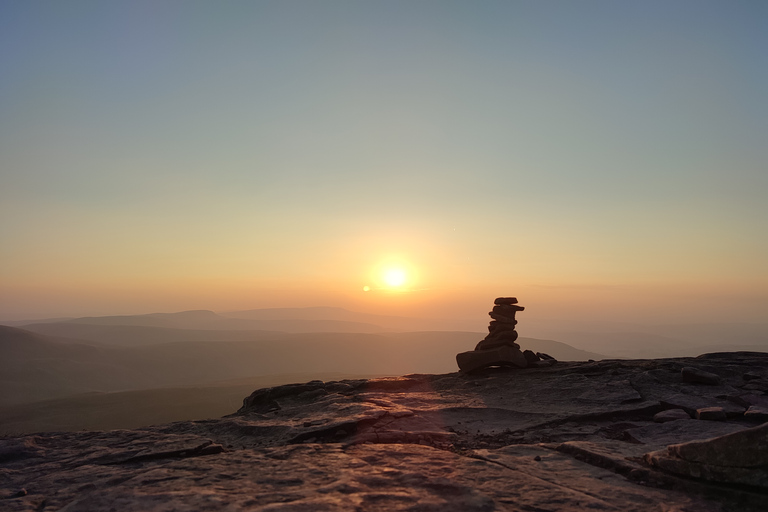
[1,1,766,325]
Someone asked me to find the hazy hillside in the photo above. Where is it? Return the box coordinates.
[524,319,768,359]
[13,307,481,334]
[20,323,290,346]
[647,322,768,351]
[13,306,765,363]
[15,309,767,359]
[0,372,376,435]
[0,325,606,407]
[222,307,478,331]
[381,331,603,363]
[531,331,701,359]
[0,326,185,404]
[58,309,387,333]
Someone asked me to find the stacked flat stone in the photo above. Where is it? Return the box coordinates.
[456,297,528,372]
[456,297,555,373]
[475,297,523,351]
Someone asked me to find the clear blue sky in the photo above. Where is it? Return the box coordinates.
[1,1,766,323]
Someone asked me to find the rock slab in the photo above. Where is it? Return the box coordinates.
[647,422,768,489]
[456,344,528,373]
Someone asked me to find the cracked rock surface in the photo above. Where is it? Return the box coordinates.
[2,352,767,511]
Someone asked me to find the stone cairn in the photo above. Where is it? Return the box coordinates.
[456,297,556,373]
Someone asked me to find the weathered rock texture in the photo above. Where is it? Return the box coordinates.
[646,421,768,488]
[2,352,768,511]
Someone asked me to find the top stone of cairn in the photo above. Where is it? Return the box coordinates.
[494,297,518,305]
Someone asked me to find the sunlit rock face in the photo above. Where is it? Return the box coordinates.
[2,352,768,511]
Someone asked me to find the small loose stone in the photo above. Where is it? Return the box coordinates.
[523,350,540,363]
[744,406,768,422]
[696,407,726,421]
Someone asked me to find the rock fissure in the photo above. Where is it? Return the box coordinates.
[470,450,622,509]
[102,441,225,465]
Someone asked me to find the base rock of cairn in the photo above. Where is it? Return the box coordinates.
[456,297,556,373]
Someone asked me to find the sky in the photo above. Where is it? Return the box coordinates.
[1,0,767,325]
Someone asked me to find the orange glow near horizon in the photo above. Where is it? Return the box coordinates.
[1,274,767,326]
[2,3,767,329]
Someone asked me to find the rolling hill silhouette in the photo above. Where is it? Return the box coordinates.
[61,309,388,333]
[0,324,605,408]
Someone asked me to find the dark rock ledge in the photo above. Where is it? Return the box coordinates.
[2,352,768,511]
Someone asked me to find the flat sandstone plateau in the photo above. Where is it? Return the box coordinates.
[2,352,768,511]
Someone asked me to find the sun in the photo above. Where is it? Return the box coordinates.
[383,268,407,288]
[366,256,418,293]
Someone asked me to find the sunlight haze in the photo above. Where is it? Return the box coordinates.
[1,0,766,327]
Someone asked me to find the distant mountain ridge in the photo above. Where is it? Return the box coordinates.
[19,323,288,347]
[524,320,768,359]
[7,307,480,333]
[223,306,403,322]
[221,307,467,331]
[62,309,388,333]
[7,307,767,359]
